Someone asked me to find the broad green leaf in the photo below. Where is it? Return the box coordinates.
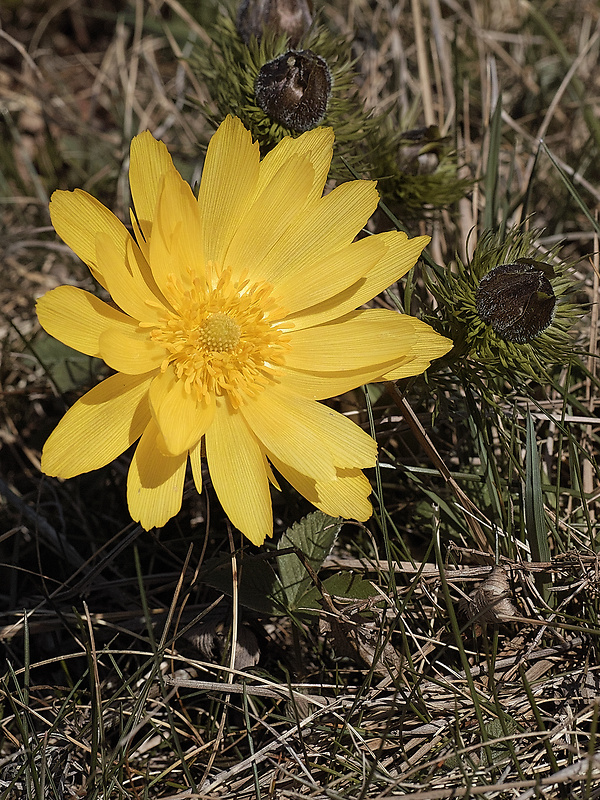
[33,333,103,393]
[480,716,521,766]
[198,553,286,615]
[295,572,379,618]
[277,511,342,610]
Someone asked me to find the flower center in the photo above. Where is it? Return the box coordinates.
[147,265,291,407]
[199,312,241,352]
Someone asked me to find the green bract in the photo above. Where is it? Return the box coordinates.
[191,12,376,167]
[426,226,578,382]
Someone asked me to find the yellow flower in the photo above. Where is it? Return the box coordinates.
[37,116,452,545]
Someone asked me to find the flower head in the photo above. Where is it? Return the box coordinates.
[425,226,577,383]
[369,124,473,217]
[255,49,332,133]
[475,259,557,344]
[192,12,376,165]
[37,116,451,544]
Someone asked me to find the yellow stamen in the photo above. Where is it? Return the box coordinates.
[150,264,291,407]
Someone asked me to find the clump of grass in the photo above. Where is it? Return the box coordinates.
[1,0,599,798]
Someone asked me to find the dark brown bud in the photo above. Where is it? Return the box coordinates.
[237,0,313,48]
[476,259,557,343]
[255,50,331,132]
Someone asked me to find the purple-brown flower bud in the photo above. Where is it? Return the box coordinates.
[237,0,313,47]
[476,260,557,343]
[255,49,331,132]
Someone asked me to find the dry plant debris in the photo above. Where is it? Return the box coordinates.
[1,0,600,798]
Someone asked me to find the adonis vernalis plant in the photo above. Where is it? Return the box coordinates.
[37,116,452,544]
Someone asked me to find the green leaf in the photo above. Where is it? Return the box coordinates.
[480,716,521,765]
[294,572,379,617]
[277,511,342,610]
[483,93,503,230]
[33,333,103,393]
[525,411,552,601]
[198,553,287,616]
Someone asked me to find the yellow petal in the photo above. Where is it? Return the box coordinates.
[95,233,164,322]
[276,364,399,401]
[147,363,174,418]
[205,399,272,545]
[276,235,385,315]
[240,384,377,483]
[271,455,373,521]
[190,438,203,494]
[149,169,205,297]
[198,116,260,267]
[258,179,380,286]
[287,231,430,330]
[148,189,181,302]
[224,154,315,281]
[99,327,165,374]
[127,234,168,309]
[131,208,149,262]
[255,126,334,205]
[313,469,373,521]
[149,370,216,455]
[41,372,152,478]
[379,317,454,379]
[36,286,138,356]
[286,309,448,372]
[129,130,175,242]
[49,189,129,289]
[127,418,187,529]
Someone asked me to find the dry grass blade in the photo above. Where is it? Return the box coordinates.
[386,382,493,554]
[1,0,600,798]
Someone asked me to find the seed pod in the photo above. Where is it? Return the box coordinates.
[236,0,313,47]
[255,49,331,132]
[476,259,557,343]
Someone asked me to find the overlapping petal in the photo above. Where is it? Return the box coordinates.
[286,309,448,373]
[205,399,272,546]
[198,115,260,267]
[270,454,373,521]
[129,130,175,241]
[149,369,215,456]
[255,126,334,205]
[380,317,454,379]
[49,189,129,289]
[127,419,187,529]
[36,285,138,356]
[256,179,380,287]
[149,169,205,298]
[287,231,430,330]
[240,383,377,484]
[95,233,164,322]
[275,363,403,401]
[224,154,315,282]
[189,439,203,495]
[41,372,152,478]
[276,235,386,317]
[99,327,164,374]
